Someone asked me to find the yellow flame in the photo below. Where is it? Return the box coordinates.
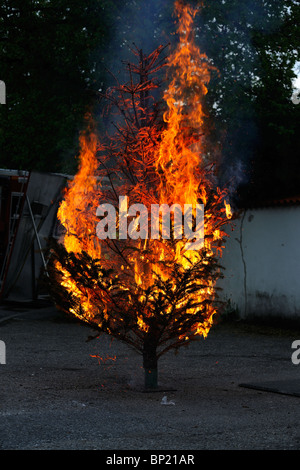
[224,200,232,219]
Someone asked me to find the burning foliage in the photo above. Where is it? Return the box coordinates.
[48,1,233,389]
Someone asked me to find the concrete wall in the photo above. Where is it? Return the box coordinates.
[218,205,300,320]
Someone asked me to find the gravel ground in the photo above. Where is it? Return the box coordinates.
[0,302,300,451]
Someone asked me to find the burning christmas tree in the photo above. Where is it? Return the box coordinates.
[48,1,233,390]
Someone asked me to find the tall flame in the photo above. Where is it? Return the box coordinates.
[154,0,215,272]
[157,1,211,208]
[57,128,101,258]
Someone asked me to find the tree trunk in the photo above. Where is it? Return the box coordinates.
[143,332,158,389]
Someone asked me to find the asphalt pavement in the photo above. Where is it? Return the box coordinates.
[0,301,300,451]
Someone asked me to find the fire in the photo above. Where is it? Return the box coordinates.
[127,0,231,336]
[224,200,232,219]
[156,1,213,261]
[57,127,102,258]
[90,354,117,366]
[52,1,232,349]
[157,1,211,209]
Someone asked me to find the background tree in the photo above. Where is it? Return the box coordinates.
[0,0,122,173]
[196,0,300,205]
[249,3,300,202]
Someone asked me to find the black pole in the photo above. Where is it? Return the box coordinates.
[31,242,37,300]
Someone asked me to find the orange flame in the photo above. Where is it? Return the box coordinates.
[224,200,232,219]
[155,1,214,268]
[157,1,211,209]
[57,129,102,258]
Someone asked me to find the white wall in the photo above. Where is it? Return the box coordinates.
[218,206,300,320]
